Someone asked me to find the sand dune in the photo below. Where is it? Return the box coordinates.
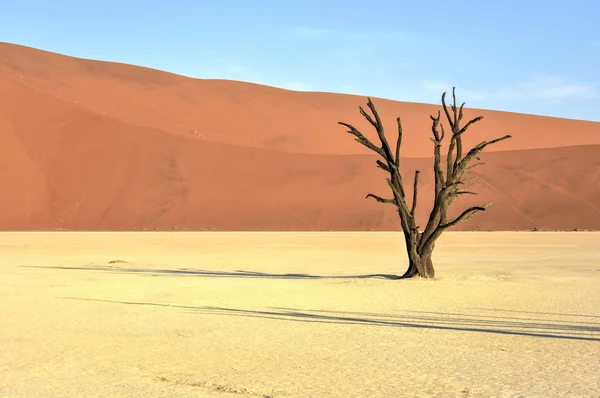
[1,42,599,231]
[1,231,599,397]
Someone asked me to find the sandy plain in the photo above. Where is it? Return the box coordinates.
[0,231,599,397]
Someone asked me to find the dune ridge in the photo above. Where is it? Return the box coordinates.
[1,42,599,231]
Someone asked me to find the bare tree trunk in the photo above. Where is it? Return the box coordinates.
[402,241,435,279]
[402,232,420,278]
[419,249,435,279]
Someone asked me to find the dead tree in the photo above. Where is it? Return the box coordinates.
[339,88,511,278]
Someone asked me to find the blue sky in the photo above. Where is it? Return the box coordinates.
[1,0,599,121]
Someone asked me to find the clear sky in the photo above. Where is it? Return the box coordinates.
[2,0,599,121]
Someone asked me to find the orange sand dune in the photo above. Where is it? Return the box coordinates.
[1,42,599,231]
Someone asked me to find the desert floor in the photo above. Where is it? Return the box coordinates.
[0,231,599,397]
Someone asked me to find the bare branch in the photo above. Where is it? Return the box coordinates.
[366,98,396,165]
[411,170,420,215]
[386,178,412,218]
[462,162,486,174]
[457,134,511,174]
[445,180,465,189]
[442,91,485,181]
[442,89,460,181]
[338,122,385,158]
[393,174,407,199]
[457,116,484,136]
[451,87,458,125]
[453,115,486,174]
[430,112,445,196]
[376,159,391,173]
[441,204,490,229]
[469,135,512,157]
[359,106,378,130]
[430,111,442,141]
[453,112,484,172]
[395,117,402,167]
[457,102,466,125]
[361,98,408,202]
[446,131,457,182]
[485,134,512,147]
[366,194,395,205]
[441,91,454,130]
[456,190,478,195]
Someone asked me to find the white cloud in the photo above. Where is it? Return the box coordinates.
[422,75,598,104]
[510,75,598,100]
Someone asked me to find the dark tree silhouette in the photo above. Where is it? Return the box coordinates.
[339,88,511,278]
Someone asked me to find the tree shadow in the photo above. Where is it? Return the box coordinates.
[58,297,600,342]
[20,264,403,280]
[468,307,600,319]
